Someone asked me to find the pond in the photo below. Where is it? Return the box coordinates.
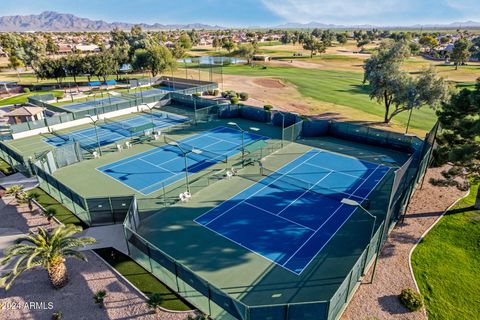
[179,56,246,65]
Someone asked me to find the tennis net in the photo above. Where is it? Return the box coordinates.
[163,135,228,163]
[260,167,369,205]
[103,118,135,134]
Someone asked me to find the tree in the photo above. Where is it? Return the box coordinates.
[170,43,186,59]
[222,40,235,53]
[133,45,175,77]
[363,41,411,123]
[356,38,370,51]
[5,185,24,199]
[45,36,59,55]
[389,67,448,122]
[235,43,256,64]
[178,33,192,50]
[336,33,348,45]
[65,53,83,85]
[21,37,46,70]
[419,35,439,53]
[0,225,96,290]
[303,37,326,58]
[92,51,117,82]
[320,29,335,47]
[280,31,291,45]
[451,38,471,70]
[432,79,480,208]
[212,37,221,51]
[146,293,163,313]
[8,54,24,81]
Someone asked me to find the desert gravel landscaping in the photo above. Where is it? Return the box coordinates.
[0,196,197,320]
[341,167,465,320]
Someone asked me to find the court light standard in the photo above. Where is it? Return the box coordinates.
[227,122,260,164]
[341,198,379,283]
[276,110,286,147]
[85,114,102,156]
[167,141,202,193]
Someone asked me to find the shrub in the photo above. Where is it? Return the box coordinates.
[230,96,239,105]
[239,92,249,101]
[399,288,423,312]
[147,293,163,312]
[51,311,63,320]
[93,290,107,308]
[221,91,228,98]
[263,105,273,111]
[213,89,219,96]
[192,92,201,97]
[23,88,30,94]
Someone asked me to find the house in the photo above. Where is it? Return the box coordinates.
[3,106,45,125]
[74,44,100,53]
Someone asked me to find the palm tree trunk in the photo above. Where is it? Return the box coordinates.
[48,261,68,289]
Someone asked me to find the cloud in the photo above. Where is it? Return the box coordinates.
[261,0,404,24]
[261,0,480,25]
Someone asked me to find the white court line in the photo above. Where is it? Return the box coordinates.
[276,170,334,216]
[139,158,176,175]
[281,164,384,270]
[244,202,316,232]
[137,139,230,194]
[199,151,320,227]
[304,162,367,180]
[297,165,391,274]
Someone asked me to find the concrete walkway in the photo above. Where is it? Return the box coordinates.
[78,224,128,255]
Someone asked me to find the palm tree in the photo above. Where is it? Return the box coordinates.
[18,191,39,211]
[0,225,96,290]
[44,208,57,223]
[5,185,24,199]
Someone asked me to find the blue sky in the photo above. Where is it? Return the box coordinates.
[0,0,478,27]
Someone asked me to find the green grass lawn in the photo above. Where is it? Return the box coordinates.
[94,248,193,311]
[412,183,480,320]
[218,64,438,132]
[0,157,13,175]
[0,90,63,106]
[30,187,86,227]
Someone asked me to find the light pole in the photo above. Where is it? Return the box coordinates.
[227,122,260,164]
[341,198,378,283]
[167,141,202,193]
[276,110,286,147]
[85,114,102,156]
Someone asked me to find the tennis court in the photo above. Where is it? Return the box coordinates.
[44,111,188,150]
[60,96,126,111]
[98,126,267,195]
[131,87,174,97]
[195,148,390,275]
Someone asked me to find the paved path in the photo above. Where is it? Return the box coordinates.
[341,167,465,320]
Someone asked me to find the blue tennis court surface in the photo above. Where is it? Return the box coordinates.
[44,112,188,150]
[61,96,126,111]
[195,149,390,275]
[98,126,267,195]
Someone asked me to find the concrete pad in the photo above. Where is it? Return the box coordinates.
[77,224,128,255]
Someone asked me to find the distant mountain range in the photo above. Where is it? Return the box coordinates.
[274,21,480,29]
[0,11,479,32]
[0,11,224,32]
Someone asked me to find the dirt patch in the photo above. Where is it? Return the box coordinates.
[253,78,286,88]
